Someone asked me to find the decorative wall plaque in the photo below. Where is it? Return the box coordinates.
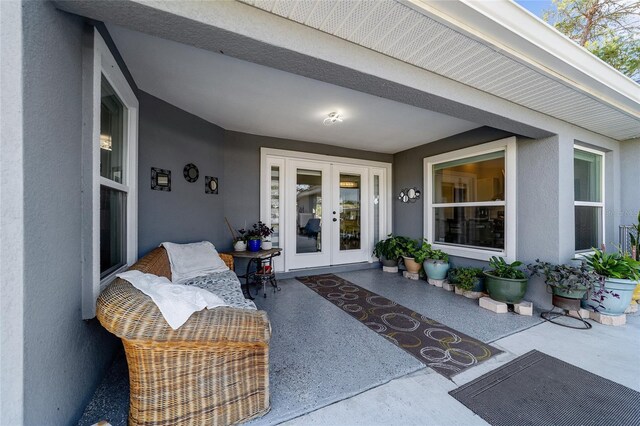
[151,167,171,191]
[205,176,218,194]
[183,163,199,182]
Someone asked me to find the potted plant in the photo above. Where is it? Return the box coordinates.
[373,234,408,267]
[456,267,485,298]
[484,256,528,303]
[580,248,640,315]
[245,221,273,252]
[423,249,450,280]
[527,260,601,310]
[233,228,247,252]
[402,238,431,274]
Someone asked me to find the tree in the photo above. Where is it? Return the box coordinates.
[543,0,640,82]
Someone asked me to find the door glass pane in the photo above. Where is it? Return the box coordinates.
[270,166,280,248]
[373,175,380,246]
[433,151,505,203]
[100,75,126,183]
[340,174,361,251]
[100,186,126,277]
[434,206,504,250]
[296,169,322,254]
[574,149,602,202]
[575,206,602,251]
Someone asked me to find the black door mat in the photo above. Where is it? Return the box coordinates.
[450,350,640,426]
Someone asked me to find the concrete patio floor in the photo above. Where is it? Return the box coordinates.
[283,312,640,425]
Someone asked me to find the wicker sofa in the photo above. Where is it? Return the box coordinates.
[96,247,271,425]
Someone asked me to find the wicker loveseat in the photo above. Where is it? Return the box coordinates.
[97,247,271,425]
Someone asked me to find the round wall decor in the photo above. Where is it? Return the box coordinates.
[183,163,199,182]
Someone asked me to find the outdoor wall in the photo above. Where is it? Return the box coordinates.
[20,3,118,425]
[392,127,512,239]
[222,130,393,252]
[620,139,640,227]
[137,92,227,256]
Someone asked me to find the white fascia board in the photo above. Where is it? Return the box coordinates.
[403,0,640,118]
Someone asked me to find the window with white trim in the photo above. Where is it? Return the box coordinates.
[574,146,604,252]
[83,30,138,319]
[424,137,516,261]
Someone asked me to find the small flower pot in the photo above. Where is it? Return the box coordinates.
[233,240,247,252]
[423,259,450,280]
[261,240,273,250]
[247,239,261,252]
[581,277,637,316]
[402,256,421,274]
[484,271,528,304]
[381,257,399,267]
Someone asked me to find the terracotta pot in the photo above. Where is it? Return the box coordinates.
[402,256,421,274]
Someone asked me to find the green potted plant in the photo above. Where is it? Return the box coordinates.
[233,228,247,252]
[373,234,408,267]
[423,249,450,280]
[580,248,640,315]
[527,260,601,310]
[484,256,528,303]
[402,238,431,274]
[456,267,485,298]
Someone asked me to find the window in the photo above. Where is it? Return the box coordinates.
[83,30,138,319]
[574,146,604,252]
[424,137,516,261]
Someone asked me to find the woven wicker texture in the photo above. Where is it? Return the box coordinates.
[96,246,270,425]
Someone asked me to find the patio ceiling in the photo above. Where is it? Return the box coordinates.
[108,25,480,154]
[240,0,640,141]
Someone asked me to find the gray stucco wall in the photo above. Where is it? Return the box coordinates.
[392,127,513,238]
[137,92,227,256]
[222,130,393,252]
[21,3,118,424]
[620,140,640,227]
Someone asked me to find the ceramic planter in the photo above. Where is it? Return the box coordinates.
[484,271,528,304]
[551,285,588,300]
[423,259,450,280]
[381,257,399,267]
[233,240,247,252]
[247,239,261,252]
[261,240,273,250]
[402,256,421,274]
[581,277,638,316]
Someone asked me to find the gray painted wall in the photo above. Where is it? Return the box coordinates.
[392,127,513,238]
[21,3,118,424]
[137,92,227,256]
[222,131,392,252]
[621,140,640,227]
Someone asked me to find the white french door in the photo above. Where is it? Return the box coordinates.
[261,149,391,272]
[285,160,332,269]
[331,165,369,265]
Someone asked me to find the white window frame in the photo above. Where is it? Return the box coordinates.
[82,30,138,319]
[423,137,517,262]
[574,144,605,254]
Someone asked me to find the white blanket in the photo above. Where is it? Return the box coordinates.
[161,241,229,284]
[117,270,228,330]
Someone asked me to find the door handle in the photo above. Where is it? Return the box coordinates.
[333,211,337,215]
[332,218,337,222]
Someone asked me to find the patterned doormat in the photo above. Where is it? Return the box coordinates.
[296,274,502,379]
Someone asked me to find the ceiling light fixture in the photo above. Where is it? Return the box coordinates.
[323,112,343,126]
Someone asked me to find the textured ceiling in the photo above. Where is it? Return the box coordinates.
[240,0,640,140]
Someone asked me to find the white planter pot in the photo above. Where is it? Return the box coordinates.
[261,240,273,250]
[233,240,247,252]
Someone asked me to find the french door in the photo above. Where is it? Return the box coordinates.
[261,150,390,272]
